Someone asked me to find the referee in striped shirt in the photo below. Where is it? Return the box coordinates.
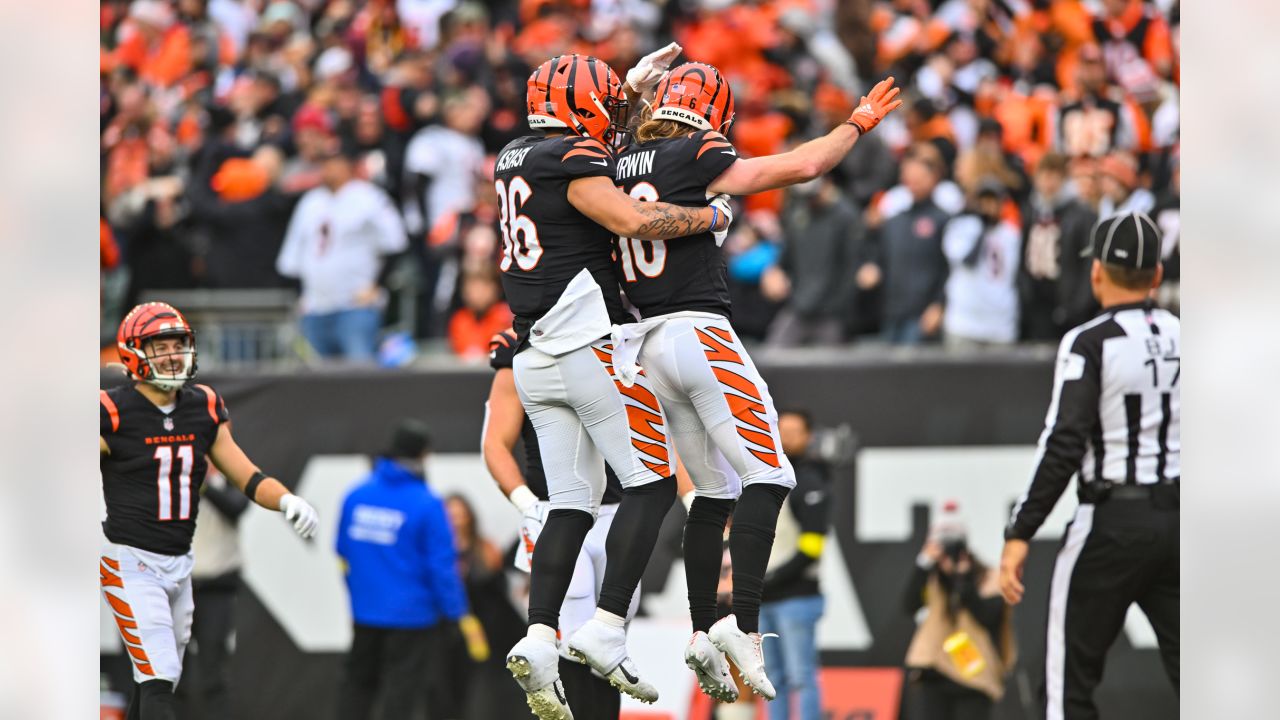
[999,212,1179,720]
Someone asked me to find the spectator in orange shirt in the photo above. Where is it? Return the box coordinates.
[448,270,513,360]
[107,0,193,88]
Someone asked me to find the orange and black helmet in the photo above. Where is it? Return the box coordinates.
[651,62,735,134]
[527,54,628,144]
[117,302,198,391]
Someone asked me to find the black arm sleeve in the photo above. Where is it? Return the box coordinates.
[1005,327,1102,540]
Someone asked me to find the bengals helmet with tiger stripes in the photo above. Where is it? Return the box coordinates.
[527,54,629,144]
[117,302,198,391]
[651,62,735,133]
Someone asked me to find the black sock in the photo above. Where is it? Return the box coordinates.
[528,509,594,629]
[597,477,677,617]
[684,496,735,633]
[729,483,789,633]
[559,658,620,719]
[126,683,142,720]
[137,679,177,720]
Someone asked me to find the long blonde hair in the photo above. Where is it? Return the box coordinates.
[630,102,694,143]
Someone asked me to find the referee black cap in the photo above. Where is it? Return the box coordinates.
[1082,212,1162,270]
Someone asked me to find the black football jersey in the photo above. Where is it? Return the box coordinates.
[100,383,229,555]
[493,134,630,341]
[612,130,739,319]
[489,330,622,504]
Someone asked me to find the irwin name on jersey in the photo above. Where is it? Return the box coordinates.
[615,150,655,181]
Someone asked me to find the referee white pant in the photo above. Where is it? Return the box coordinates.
[513,337,673,516]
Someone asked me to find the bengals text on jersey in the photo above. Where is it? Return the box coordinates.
[100,382,230,555]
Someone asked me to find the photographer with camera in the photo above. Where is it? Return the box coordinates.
[902,502,1015,720]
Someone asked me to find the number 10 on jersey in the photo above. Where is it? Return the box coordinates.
[616,183,666,281]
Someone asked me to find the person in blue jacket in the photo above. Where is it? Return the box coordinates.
[336,418,488,720]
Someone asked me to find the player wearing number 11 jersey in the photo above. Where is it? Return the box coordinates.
[584,64,903,702]
[100,302,319,720]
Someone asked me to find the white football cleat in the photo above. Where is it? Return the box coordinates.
[507,636,574,720]
[566,618,659,704]
[708,614,777,700]
[685,631,739,703]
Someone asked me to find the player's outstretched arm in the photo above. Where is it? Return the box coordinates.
[481,368,538,513]
[568,176,730,241]
[209,423,318,539]
[707,76,902,196]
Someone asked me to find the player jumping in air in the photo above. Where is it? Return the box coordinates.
[493,51,728,720]
[100,302,319,720]
[563,64,901,701]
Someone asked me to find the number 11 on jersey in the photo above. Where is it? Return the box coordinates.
[616,182,667,281]
[154,444,194,521]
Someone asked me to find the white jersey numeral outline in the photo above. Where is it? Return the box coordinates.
[616,182,667,281]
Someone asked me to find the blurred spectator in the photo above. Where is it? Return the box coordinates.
[941,181,1021,347]
[402,88,488,238]
[902,502,1014,720]
[188,144,295,289]
[335,419,482,720]
[1018,152,1099,341]
[447,269,512,360]
[859,144,952,344]
[725,211,784,342]
[765,175,867,348]
[177,468,248,720]
[1055,42,1140,158]
[760,409,831,720]
[99,0,1179,355]
[1152,149,1180,312]
[442,494,527,718]
[276,148,407,362]
[1097,151,1154,217]
[953,118,1026,202]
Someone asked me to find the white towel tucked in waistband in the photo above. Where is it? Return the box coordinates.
[529,269,612,356]
[610,310,725,387]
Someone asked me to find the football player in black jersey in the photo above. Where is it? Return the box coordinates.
[594,64,903,701]
[496,52,731,718]
[483,327,696,720]
[100,303,319,720]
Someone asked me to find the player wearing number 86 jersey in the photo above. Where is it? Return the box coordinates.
[100,302,319,720]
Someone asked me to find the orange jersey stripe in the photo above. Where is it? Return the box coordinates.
[563,148,608,161]
[100,390,120,432]
[705,326,735,344]
[696,141,733,159]
[713,366,764,402]
[618,382,661,414]
[696,328,745,365]
[748,447,781,468]
[195,384,219,423]
[725,393,773,435]
[104,592,135,618]
[100,563,124,589]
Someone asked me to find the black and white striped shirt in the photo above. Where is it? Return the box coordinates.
[1006,301,1180,540]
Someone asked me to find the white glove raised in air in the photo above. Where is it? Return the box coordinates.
[708,193,734,247]
[626,42,683,95]
[279,493,319,539]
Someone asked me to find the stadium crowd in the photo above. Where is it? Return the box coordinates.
[100,0,1180,363]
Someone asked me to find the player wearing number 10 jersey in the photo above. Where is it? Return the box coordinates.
[595,64,904,701]
[496,52,730,720]
[100,302,319,720]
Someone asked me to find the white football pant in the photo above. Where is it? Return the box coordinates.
[100,542,194,684]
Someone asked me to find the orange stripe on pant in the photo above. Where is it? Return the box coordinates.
[100,563,124,589]
[696,328,744,365]
[699,332,782,469]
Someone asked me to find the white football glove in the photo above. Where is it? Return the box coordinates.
[279,494,319,539]
[626,42,683,95]
[708,193,734,247]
